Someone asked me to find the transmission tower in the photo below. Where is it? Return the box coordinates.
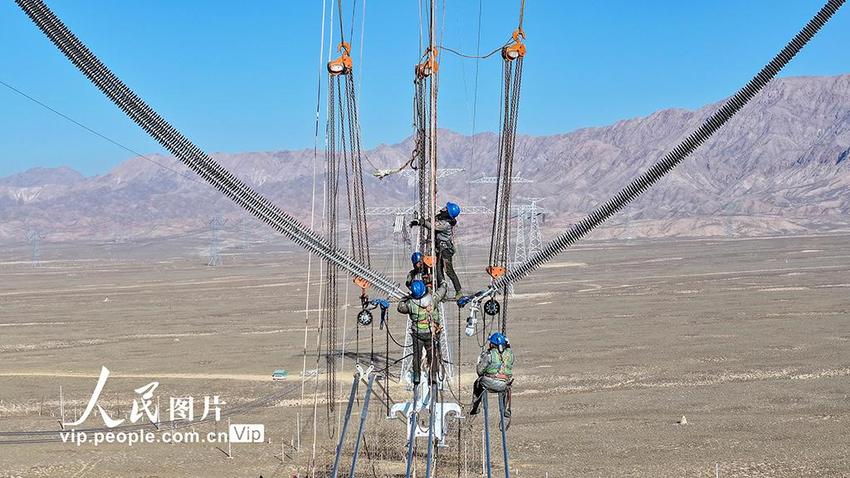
[513,198,546,266]
[467,172,533,184]
[26,228,45,268]
[237,218,249,249]
[207,216,225,266]
[723,201,738,238]
[525,198,544,258]
[514,211,527,264]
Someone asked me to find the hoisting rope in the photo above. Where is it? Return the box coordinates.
[13,0,405,300]
[486,0,527,335]
[484,0,845,293]
[325,0,374,425]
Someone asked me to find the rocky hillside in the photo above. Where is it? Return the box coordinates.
[2,74,850,245]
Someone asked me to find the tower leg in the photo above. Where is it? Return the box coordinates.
[483,392,492,478]
[330,375,360,478]
[404,384,419,478]
[349,373,376,476]
[498,392,511,478]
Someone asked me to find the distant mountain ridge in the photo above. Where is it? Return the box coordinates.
[2,74,850,245]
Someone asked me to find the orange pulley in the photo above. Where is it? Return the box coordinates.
[327,41,353,75]
[486,265,506,279]
[501,28,526,61]
[415,47,439,79]
[353,276,370,291]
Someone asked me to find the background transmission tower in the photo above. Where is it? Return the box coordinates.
[237,218,249,249]
[513,197,546,266]
[26,228,45,268]
[207,216,225,266]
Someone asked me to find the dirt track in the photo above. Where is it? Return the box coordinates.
[0,234,848,477]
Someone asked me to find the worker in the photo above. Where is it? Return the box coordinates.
[470,332,514,417]
[397,279,449,385]
[409,202,463,297]
[405,251,427,288]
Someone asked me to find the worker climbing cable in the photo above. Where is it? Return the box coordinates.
[410,202,464,297]
[470,332,514,419]
[397,279,450,386]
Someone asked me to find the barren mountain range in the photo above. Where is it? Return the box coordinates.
[2,74,849,246]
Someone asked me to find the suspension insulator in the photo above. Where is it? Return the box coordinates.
[483,298,501,316]
[357,309,373,326]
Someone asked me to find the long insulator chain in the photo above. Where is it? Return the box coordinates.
[15,0,404,299]
[492,0,846,292]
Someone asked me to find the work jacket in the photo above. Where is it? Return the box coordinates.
[476,346,515,382]
[420,217,456,252]
[397,282,448,335]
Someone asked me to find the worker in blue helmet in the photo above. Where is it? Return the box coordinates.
[409,201,463,298]
[397,279,449,385]
[405,251,428,289]
[470,332,515,417]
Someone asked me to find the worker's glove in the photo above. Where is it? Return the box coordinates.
[409,220,420,227]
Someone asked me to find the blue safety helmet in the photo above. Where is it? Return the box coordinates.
[411,251,424,266]
[409,279,427,299]
[445,202,461,219]
[489,332,508,347]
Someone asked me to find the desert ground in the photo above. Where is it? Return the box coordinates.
[0,232,848,477]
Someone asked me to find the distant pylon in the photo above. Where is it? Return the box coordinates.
[238,218,249,249]
[526,198,544,258]
[623,207,634,240]
[467,172,533,184]
[26,228,45,267]
[513,198,545,265]
[723,201,737,238]
[208,216,225,266]
[514,212,527,265]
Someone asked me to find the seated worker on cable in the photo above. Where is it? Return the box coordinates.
[397,279,449,385]
[405,252,428,289]
[470,332,514,417]
[409,202,463,298]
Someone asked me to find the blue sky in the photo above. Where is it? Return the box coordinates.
[1,1,848,177]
